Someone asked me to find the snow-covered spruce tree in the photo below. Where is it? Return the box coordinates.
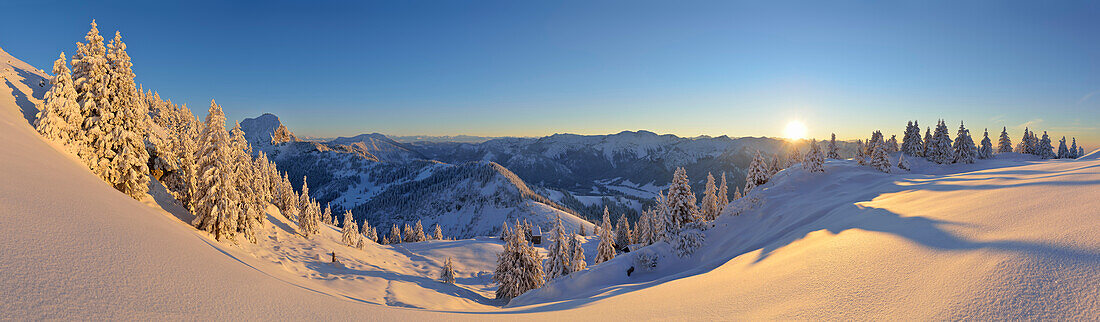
[191,100,240,241]
[1070,138,1079,158]
[717,172,729,214]
[928,120,954,164]
[433,223,444,240]
[600,207,613,240]
[744,150,770,193]
[922,127,933,158]
[413,220,427,242]
[569,233,587,273]
[299,200,322,238]
[229,123,262,243]
[1036,131,1056,159]
[869,132,892,172]
[614,214,632,249]
[699,172,719,221]
[493,222,545,301]
[389,224,402,244]
[403,223,415,243]
[1057,136,1069,159]
[296,176,321,238]
[1080,146,1086,158]
[672,226,705,257]
[177,104,203,213]
[544,215,571,279]
[667,167,699,226]
[322,204,333,226]
[144,91,172,176]
[786,146,802,167]
[998,127,1013,153]
[733,187,742,200]
[897,154,911,171]
[595,215,616,264]
[854,140,867,165]
[253,152,274,204]
[827,133,841,159]
[952,122,977,164]
[72,20,113,172]
[901,120,924,156]
[368,227,379,244]
[887,135,899,153]
[768,155,782,175]
[277,174,298,219]
[1027,130,1040,155]
[35,52,84,148]
[103,31,150,199]
[867,130,884,156]
[634,209,652,246]
[298,176,311,220]
[1018,128,1037,154]
[360,218,376,244]
[803,138,825,173]
[341,211,360,247]
[652,191,672,243]
[979,129,994,159]
[440,257,456,284]
[499,221,511,241]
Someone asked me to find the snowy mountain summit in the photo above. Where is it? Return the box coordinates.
[239,113,298,147]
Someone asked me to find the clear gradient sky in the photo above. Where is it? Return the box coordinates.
[2,1,1098,147]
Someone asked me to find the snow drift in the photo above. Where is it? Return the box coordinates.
[512,154,1100,319]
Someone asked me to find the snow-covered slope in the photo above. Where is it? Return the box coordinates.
[349,161,592,238]
[5,46,1096,319]
[0,47,49,125]
[512,154,1100,319]
[329,132,426,162]
[0,50,453,319]
[0,47,601,319]
[1079,148,1099,160]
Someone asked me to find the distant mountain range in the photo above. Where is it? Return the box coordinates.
[240,113,855,236]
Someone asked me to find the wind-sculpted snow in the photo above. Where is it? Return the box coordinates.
[512,153,1100,319]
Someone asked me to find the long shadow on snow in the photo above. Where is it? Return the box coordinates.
[306,261,503,307]
[493,162,1100,314]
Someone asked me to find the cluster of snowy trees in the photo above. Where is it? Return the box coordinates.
[543,215,588,280]
[844,120,1084,174]
[35,21,151,200]
[493,167,743,301]
[896,120,989,166]
[374,220,444,245]
[1012,127,1085,159]
[901,121,1081,163]
[33,21,321,244]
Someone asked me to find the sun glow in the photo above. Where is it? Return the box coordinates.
[784,121,808,140]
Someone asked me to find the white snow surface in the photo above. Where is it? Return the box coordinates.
[3,46,1098,319]
[513,154,1100,319]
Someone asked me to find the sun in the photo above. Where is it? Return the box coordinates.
[784,121,807,140]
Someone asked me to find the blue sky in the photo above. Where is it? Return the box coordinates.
[2,1,1098,146]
